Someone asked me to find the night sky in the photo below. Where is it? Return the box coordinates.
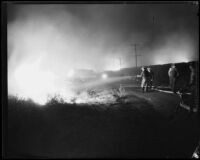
[7,3,199,103]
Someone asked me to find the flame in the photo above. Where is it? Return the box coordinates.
[13,58,57,104]
[10,56,126,105]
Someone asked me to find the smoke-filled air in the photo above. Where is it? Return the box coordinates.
[8,4,198,104]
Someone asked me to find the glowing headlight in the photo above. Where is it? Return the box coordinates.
[67,69,74,78]
[102,73,108,79]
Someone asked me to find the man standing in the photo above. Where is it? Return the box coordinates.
[147,67,154,90]
[140,67,149,93]
[168,64,179,93]
[188,62,198,114]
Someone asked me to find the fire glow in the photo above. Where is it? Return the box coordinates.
[7,5,198,105]
[11,59,126,105]
[13,58,57,105]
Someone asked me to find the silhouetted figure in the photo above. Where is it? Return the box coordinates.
[119,84,126,98]
[174,62,198,115]
[188,62,198,114]
[168,64,179,93]
[140,67,149,93]
[147,67,154,90]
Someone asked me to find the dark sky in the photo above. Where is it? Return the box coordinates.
[7,3,199,103]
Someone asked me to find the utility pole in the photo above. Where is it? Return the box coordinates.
[153,16,155,27]
[152,16,155,40]
[119,57,122,70]
[131,43,142,69]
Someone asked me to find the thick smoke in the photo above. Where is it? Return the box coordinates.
[7,4,198,104]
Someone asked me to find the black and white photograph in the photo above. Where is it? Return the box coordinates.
[2,1,200,158]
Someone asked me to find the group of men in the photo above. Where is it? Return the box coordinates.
[140,63,197,93]
[140,64,179,93]
[140,62,198,114]
[168,63,197,94]
[140,67,154,93]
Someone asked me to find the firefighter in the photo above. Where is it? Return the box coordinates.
[147,67,154,90]
[140,67,149,93]
[168,64,179,93]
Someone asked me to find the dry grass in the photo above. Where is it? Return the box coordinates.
[7,93,199,158]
